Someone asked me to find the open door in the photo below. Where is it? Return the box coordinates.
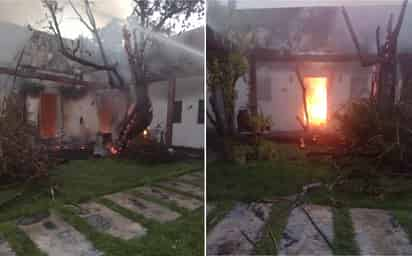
[39,93,58,139]
[304,77,328,127]
[98,94,113,134]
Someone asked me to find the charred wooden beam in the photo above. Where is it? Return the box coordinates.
[249,55,257,115]
[376,26,381,55]
[166,78,176,146]
[0,65,167,88]
[295,65,309,130]
[251,49,382,63]
[0,66,107,88]
[251,49,412,63]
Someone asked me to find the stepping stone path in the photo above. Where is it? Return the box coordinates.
[18,212,103,256]
[207,204,412,256]
[207,202,272,255]
[157,180,204,198]
[351,208,412,255]
[1,171,202,255]
[0,236,15,256]
[177,173,203,186]
[104,192,181,223]
[134,186,203,210]
[278,205,334,256]
[78,202,147,240]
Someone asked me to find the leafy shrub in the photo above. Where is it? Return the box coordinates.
[256,139,278,161]
[334,98,412,168]
[0,94,50,184]
[232,144,253,165]
[249,111,272,135]
[121,134,176,164]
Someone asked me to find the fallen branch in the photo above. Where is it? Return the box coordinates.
[240,230,258,248]
[300,206,334,250]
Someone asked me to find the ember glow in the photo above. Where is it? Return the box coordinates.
[304,77,328,127]
[109,146,118,155]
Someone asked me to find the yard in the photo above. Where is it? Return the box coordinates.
[0,159,204,256]
[207,143,412,255]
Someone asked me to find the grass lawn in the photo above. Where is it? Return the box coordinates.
[0,158,203,256]
[0,159,200,221]
[207,144,412,209]
[207,145,332,202]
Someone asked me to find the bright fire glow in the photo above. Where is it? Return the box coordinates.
[110,146,118,155]
[304,77,327,127]
[143,129,148,136]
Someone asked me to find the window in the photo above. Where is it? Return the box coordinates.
[198,99,204,124]
[173,100,182,123]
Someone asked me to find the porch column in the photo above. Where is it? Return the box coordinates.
[249,55,257,115]
[165,78,176,146]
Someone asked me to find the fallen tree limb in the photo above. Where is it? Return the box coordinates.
[300,206,334,250]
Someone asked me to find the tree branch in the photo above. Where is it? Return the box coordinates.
[68,0,94,32]
[393,0,409,38]
[43,0,121,86]
[341,6,377,67]
[376,26,381,55]
[295,65,309,130]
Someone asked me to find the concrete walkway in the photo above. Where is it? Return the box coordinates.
[207,202,272,255]
[1,171,203,256]
[351,208,412,255]
[207,203,412,256]
[0,236,15,256]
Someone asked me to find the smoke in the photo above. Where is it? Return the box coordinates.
[0,0,134,39]
[208,1,412,53]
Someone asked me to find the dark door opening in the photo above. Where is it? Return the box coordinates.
[40,93,58,139]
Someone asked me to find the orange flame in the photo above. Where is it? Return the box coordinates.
[304,77,327,127]
[110,146,118,155]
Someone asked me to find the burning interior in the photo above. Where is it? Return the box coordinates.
[303,77,327,127]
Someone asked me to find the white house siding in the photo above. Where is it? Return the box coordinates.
[62,92,99,142]
[149,76,204,149]
[26,95,40,126]
[173,76,204,149]
[234,61,373,132]
[148,80,169,141]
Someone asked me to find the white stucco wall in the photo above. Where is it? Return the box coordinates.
[26,95,40,125]
[173,76,204,149]
[62,92,99,142]
[149,76,204,149]
[148,80,169,141]
[233,61,373,132]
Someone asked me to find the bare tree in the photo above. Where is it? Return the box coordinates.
[68,0,123,88]
[42,0,124,89]
[341,0,408,117]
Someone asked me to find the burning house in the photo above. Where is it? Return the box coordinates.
[0,21,204,152]
[207,2,412,135]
